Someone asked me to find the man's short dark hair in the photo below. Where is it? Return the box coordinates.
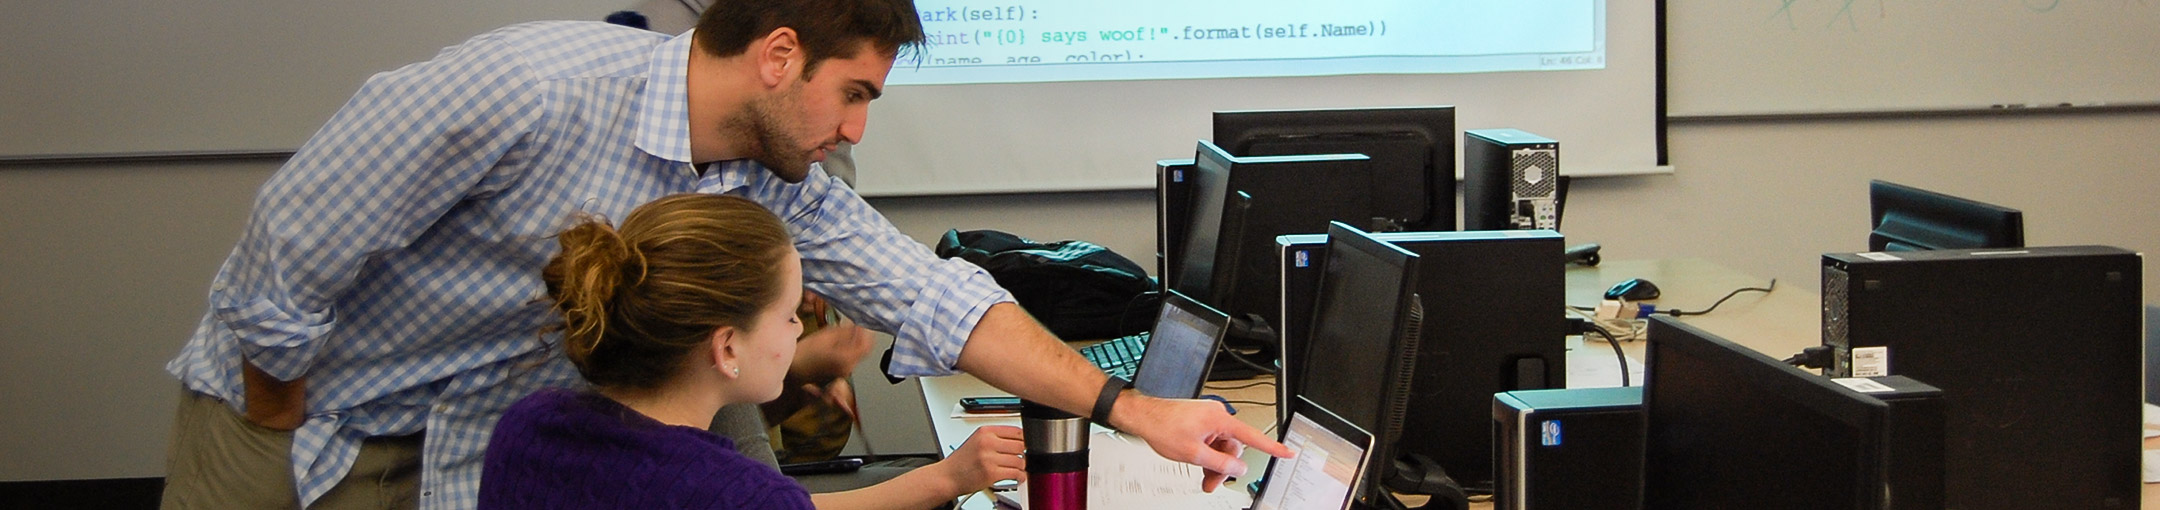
[695,0,926,75]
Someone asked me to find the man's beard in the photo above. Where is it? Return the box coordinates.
[734,88,817,184]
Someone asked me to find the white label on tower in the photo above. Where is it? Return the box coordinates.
[1851,346,1890,377]
[1832,377,1897,393]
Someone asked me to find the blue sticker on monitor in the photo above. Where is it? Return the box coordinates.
[1173,170,1184,183]
[1294,250,1310,268]
[1540,420,1562,446]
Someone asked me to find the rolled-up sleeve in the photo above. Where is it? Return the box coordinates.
[719,165,1013,378]
[215,34,546,381]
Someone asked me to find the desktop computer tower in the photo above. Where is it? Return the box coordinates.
[1278,230,1567,489]
[1492,387,1642,510]
[1822,246,2142,510]
[1463,129,1559,231]
[1155,158,1196,287]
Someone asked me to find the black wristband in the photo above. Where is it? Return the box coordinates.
[1092,376,1130,428]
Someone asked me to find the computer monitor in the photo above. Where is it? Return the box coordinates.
[1131,291,1231,400]
[1214,106,1457,231]
[1868,180,2024,251]
[1176,140,1373,341]
[1643,316,1892,510]
[1294,221,1422,508]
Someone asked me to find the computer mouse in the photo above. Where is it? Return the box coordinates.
[1604,278,1661,301]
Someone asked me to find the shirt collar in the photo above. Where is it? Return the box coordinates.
[635,30,697,163]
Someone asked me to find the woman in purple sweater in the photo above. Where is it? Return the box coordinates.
[481,194,1023,509]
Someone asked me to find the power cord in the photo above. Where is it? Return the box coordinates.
[1664,279,1777,317]
[1783,345,1835,370]
[1216,346,1280,377]
[1566,316,1631,387]
[1567,305,1645,342]
[1590,279,1779,320]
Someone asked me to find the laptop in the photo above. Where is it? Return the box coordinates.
[1248,395,1376,510]
[1128,291,1231,399]
[1081,290,1229,388]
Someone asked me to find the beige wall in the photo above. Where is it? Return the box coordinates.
[3,112,2155,480]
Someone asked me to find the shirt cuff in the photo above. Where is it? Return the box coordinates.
[214,294,333,381]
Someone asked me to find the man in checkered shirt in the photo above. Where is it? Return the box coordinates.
[158,0,1288,508]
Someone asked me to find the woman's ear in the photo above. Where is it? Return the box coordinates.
[708,326,743,379]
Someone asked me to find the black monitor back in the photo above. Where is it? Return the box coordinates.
[1867,180,2024,251]
[1823,246,2142,509]
[1215,106,1456,231]
[1645,317,1892,510]
[1179,140,1374,336]
[1276,229,1566,488]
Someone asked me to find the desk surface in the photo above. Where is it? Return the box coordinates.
[918,258,2159,508]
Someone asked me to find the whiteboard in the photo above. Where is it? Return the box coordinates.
[1667,1,2160,117]
[0,1,612,158]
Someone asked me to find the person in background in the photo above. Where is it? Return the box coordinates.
[480,193,1019,509]
[160,1,1284,508]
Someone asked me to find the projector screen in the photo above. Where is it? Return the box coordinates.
[890,2,1602,85]
[846,0,1666,196]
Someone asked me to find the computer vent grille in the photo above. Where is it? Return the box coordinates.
[1386,294,1424,442]
[1822,265,1851,376]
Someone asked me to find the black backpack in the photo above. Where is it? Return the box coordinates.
[933,229,1159,341]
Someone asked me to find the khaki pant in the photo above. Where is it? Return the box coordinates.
[161,388,423,510]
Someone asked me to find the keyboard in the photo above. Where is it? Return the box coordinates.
[1078,331,1150,379]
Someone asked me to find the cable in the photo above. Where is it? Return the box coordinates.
[1566,305,1645,342]
[1663,279,1777,317]
[1783,345,1835,370]
[1224,400,1273,407]
[1206,380,1277,391]
[1586,325,1630,387]
[1113,289,1162,336]
[1217,345,1280,376]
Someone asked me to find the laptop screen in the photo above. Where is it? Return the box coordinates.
[1252,399,1372,510]
[1132,293,1229,399]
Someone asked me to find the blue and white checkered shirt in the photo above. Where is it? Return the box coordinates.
[166,21,1010,509]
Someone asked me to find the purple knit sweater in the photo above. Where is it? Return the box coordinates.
[479,389,814,510]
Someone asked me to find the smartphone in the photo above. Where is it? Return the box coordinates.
[779,457,864,476]
[959,396,1023,414]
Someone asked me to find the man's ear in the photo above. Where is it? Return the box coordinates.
[708,326,743,378]
[754,27,804,88]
